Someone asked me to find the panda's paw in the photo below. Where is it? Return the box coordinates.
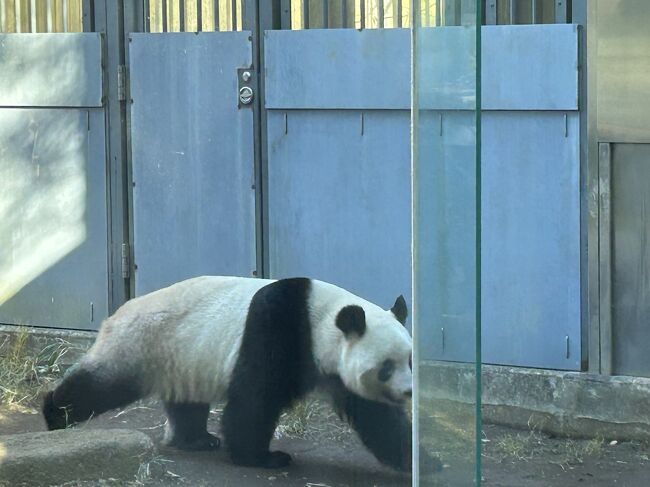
[264,450,292,469]
[165,432,222,451]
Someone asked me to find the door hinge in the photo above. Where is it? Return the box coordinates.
[121,243,130,279]
[117,65,127,102]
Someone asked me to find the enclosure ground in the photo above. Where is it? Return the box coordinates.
[1,401,648,487]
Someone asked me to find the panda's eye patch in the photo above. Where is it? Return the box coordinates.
[378,359,395,382]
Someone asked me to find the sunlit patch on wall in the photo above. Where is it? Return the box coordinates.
[0,109,88,305]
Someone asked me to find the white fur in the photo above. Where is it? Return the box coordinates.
[83,276,412,405]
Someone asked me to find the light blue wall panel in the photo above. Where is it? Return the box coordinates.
[265,27,581,369]
[415,111,477,362]
[267,109,581,367]
[265,25,577,111]
[267,110,412,317]
[0,34,103,108]
[481,112,581,370]
[130,32,256,295]
[481,25,579,110]
[0,108,109,329]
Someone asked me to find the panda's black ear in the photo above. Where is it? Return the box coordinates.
[391,295,408,326]
[336,305,366,339]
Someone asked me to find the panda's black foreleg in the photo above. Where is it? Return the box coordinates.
[222,386,292,469]
[162,402,221,451]
[328,379,442,473]
[43,364,141,430]
[333,389,412,471]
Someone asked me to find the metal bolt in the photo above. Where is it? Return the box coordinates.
[242,71,251,82]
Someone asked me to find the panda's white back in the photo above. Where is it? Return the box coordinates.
[86,276,275,403]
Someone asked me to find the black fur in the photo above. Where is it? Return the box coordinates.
[390,295,408,325]
[335,305,366,338]
[162,402,221,450]
[42,365,142,430]
[326,376,415,472]
[222,278,318,468]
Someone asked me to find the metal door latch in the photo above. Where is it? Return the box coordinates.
[238,68,255,108]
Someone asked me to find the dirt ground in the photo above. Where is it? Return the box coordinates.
[1,399,649,487]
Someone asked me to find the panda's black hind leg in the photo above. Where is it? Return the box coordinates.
[43,364,142,430]
[162,402,221,451]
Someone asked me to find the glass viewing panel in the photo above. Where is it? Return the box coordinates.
[412,0,480,485]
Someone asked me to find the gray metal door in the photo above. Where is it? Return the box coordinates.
[129,32,257,295]
[0,33,109,330]
[607,143,650,377]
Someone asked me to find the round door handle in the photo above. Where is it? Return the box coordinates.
[239,86,254,105]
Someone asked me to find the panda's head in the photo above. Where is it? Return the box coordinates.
[335,295,412,405]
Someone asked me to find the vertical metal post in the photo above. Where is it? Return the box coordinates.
[509,0,516,24]
[161,0,167,31]
[322,0,328,27]
[280,0,291,28]
[30,0,36,32]
[598,143,613,375]
[555,0,567,23]
[91,0,138,312]
[395,0,401,27]
[341,0,348,27]
[486,0,497,24]
[572,0,592,373]
[248,0,282,277]
[82,0,93,31]
[231,0,236,29]
[377,0,383,27]
[531,0,537,23]
[435,0,441,26]
[179,0,185,30]
[424,0,429,26]
[302,0,309,28]
[62,0,68,31]
[196,0,202,30]
[359,0,365,28]
[213,0,220,30]
[443,0,458,26]
[143,0,150,31]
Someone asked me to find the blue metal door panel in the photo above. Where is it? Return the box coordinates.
[265,26,581,368]
[265,25,578,111]
[481,112,581,370]
[416,111,477,362]
[0,108,109,329]
[267,110,412,317]
[129,32,256,296]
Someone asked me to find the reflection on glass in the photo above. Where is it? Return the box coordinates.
[412,0,480,485]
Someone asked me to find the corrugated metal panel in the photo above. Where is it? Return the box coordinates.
[129,32,256,296]
[265,25,577,110]
[481,111,581,370]
[0,33,103,107]
[267,110,412,318]
[0,108,109,329]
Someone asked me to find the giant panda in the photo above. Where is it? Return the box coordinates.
[43,276,421,472]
